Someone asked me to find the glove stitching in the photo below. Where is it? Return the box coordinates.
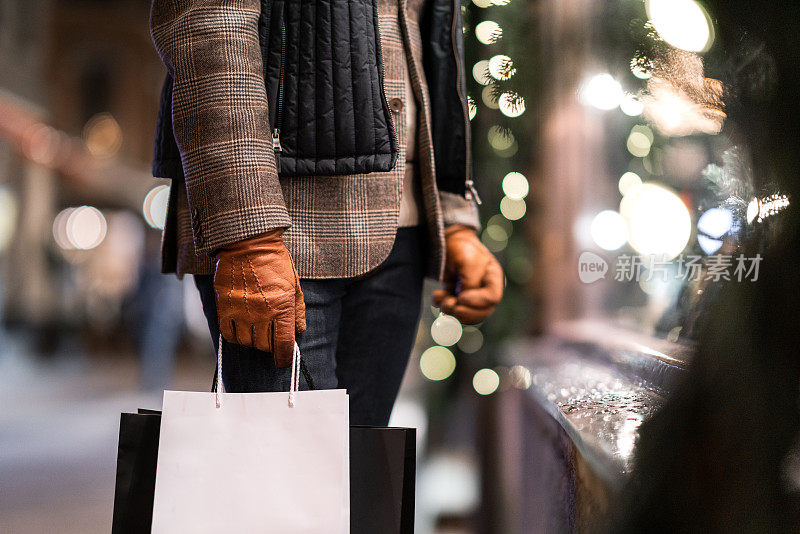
[247,257,275,313]
[240,258,249,317]
[226,262,234,311]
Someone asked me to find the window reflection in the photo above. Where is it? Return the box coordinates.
[526,0,788,340]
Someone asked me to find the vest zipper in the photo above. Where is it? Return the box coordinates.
[272,23,286,173]
[465,179,482,204]
[451,0,480,204]
[377,3,399,160]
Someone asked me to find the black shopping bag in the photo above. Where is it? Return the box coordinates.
[111,411,416,533]
[111,409,161,534]
[350,426,416,534]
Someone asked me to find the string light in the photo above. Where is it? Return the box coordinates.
[431,314,463,347]
[508,366,532,389]
[580,73,623,110]
[473,368,500,395]
[618,172,642,195]
[472,60,492,85]
[475,21,502,45]
[646,0,714,53]
[500,196,526,220]
[621,183,691,260]
[457,326,484,353]
[626,125,654,158]
[591,210,628,251]
[620,93,644,116]
[498,93,525,117]
[420,346,456,381]
[501,172,529,199]
[488,55,516,81]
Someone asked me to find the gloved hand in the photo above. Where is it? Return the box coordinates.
[433,225,503,324]
[213,229,306,368]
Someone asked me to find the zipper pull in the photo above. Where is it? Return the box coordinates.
[465,179,482,205]
[272,128,282,173]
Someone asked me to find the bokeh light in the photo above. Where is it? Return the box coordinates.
[488,126,515,151]
[485,215,513,252]
[57,206,107,250]
[472,60,492,85]
[620,93,644,116]
[482,227,509,252]
[83,113,123,158]
[618,172,642,195]
[431,314,463,347]
[697,235,723,255]
[501,172,529,199]
[697,207,732,239]
[508,365,532,389]
[746,198,759,224]
[488,214,513,236]
[0,187,17,252]
[420,346,456,381]
[626,125,654,158]
[486,224,508,242]
[457,326,484,353]
[500,196,526,220]
[52,208,74,250]
[488,55,516,81]
[590,210,628,251]
[580,73,623,110]
[621,183,691,260]
[646,0,714,53]
[481,86,500,109]
[473,368,500,395]
[752,193,790,222]
[475,21,502,44]
[142,185,170,230]
[631,60,652,80]
[697,207,733,255]
[494,139,518,158]
[498,93,525,117]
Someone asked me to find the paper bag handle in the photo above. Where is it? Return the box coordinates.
[215,335,302,409]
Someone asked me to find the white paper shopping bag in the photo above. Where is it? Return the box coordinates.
[151,341,349,533]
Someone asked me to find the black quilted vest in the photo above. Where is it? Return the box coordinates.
[152,0,473,197]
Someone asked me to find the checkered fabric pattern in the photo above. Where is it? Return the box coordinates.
[152,0,480,280]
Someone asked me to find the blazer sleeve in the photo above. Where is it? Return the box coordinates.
[150,0,290,254]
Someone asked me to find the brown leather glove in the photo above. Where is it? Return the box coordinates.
[432,225,503,324]
[213,229,306,368]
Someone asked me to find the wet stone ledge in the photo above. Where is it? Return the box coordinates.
[504,320,690,480]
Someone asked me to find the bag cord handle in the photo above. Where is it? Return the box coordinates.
[215,335,313,409]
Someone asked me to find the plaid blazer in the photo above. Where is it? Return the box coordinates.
[150,0,479,280]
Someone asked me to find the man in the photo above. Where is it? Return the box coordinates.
[149,0,503,425]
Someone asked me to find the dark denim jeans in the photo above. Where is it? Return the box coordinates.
[194,226,427,426]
